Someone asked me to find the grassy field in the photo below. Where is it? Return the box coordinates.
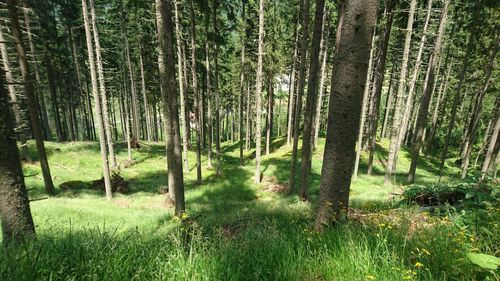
[0,138,497,280]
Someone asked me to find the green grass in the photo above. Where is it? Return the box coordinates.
[0,137,497,280]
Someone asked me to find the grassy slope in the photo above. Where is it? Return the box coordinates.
[1,138,487,280]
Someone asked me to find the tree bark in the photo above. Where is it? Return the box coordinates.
[239,0,246,165]
[287,10,301,147]
[0,71,36,243]
[156,0,186,215]
[384,0,417,184]
[82,0,112,199]
[255,0,265,183]
[138,40,152,142]
[315,0,377,228]
[479,99,500,183]
[7,0,55,195]
[213,0,222,176]
[205,12,213,169]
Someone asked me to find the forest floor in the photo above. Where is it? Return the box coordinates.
[1,138,498,280]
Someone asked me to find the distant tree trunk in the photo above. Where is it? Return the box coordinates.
[43,43,64,142]
[287,11,301,147]
[315,0,377,228]
[366,1,395,174]
[0,71,36,243]
[205,10,213,169]
[289,0,310,192]
[0,27,31,162]
[353,30,376,180]
[68,26,88,140]
[7,0,55,195]
[298,0,325,199]
[189,0,202,183]
[313,9,330,150]
[479,99,499,183]
[265,74,274,155]
[23,6,51,140]
[437,39,472,179]
[213,0,222,176]
[255,0,265,183]
[426,62,451,154]
[245,80,251,150]
[82,0,112,199]
[384,0,417,184]
[380,59,397,138]
[138,40,152,142]
[173,1,189,171]
[239,0,246,165]
[90,0,117,168]
[156,0,186,215]
[460,32,500,179]
[407,0,449,183]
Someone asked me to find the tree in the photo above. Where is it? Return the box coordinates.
[6,0,55,195]
[0,70,36,243]
[156,0,186,215]
[479,97,500,183]
[255,0,265,184]
[299,0,325,199]
[213,0,222,176]
[82,0,112,200]
[407,0,450,183]
[384,0,417,183]
[239,0,247,165]
[315,0,378,228]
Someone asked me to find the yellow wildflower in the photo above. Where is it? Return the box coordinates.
[415,262,424,268]
[366,275,375,280]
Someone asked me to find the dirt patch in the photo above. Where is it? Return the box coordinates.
[261,176,287,194]
[90,173,130,193]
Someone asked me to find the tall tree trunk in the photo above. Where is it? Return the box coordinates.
[380,58,397,138]
[299,0,325,199]
[245,79,251,150]
[23,6,51,140]
[287,11,301,147]
[7,0,55,195]
[0,71,36,243]
[313,9,330,150]
[460,32,500,179]
[68,26,87,140]
[265,74,274,155]
[82,0,112,199]
[205,12,213,169]
[353,30,376,180]
[239,0,246,165]
[190,0,202,183]
[366,1,395,174]
[0,26,31,161]
[289,0,310,192]
[255,0,265,183]
[138,40,152,142]
[173,0,189,171]
[315,0,377,228]
[479,99,500,183]
[407,0,450,183]
[426,62,451,154]
[213,0,222,176]
[437,41,472,180]
[90,0,117,168]
[384,0,417,184]
[44,43,64,142]
[156,0,186,215]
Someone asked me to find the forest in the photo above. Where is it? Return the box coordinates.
[0,0,499,280]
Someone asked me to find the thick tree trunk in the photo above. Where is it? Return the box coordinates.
[0,72,36,243]
[7,0,55,195]
[289,0,310,192]
[173,1,189,171]
[384,0,417,183]
[460,32,500,179]
[407,0,450,183]
[255,0,265,183]
[90,0,117,168]
[156,0,186,215]
[315,0,377,228]
[366,1,394,174]
[82,0,112,199]
[190,0,202,183]
[298,0,325,199]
